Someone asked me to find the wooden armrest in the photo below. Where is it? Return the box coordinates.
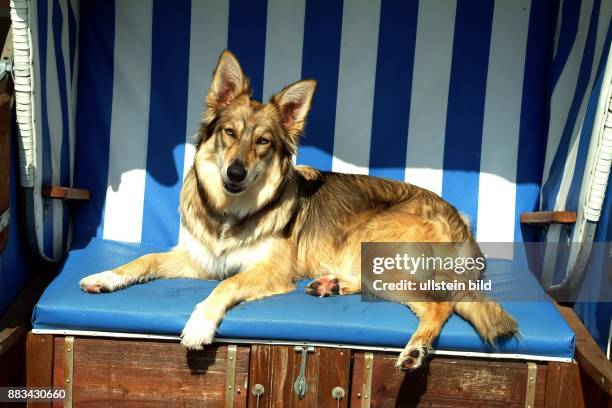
[42,186,90,201]
[555,303,612,396]
[520,211,577,225]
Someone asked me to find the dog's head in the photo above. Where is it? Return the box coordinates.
[196,50,316,202]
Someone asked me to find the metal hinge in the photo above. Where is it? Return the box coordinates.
[524,362,537,408]
[293,346,314,399]
[225,345,238,408]
[64,336,74,408]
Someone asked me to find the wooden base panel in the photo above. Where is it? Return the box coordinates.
[23,334,587,408]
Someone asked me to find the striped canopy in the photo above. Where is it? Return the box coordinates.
[21,0,611,261]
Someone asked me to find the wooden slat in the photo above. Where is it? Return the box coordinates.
[248,345,351,407]
[56,338,249,407]
[41,186,90,201]
[520,211,577,225]
[545,362,585,408]
[350,352,547,407]
[26,333,54,408]
[556,303,612,396]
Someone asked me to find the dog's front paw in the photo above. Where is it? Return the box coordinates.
[180,312,217,350]
[79,271,124,293]
[395,344,431,371]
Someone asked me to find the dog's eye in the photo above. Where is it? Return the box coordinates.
[257,138,270,145]
[224,128,235,138]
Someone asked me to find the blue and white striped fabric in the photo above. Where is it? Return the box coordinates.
[542,0,611,233]
[539,0,611,284]
[29,0,79,261]
[26,0,608,259]
[42,0,554,253]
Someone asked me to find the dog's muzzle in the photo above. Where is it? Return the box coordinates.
[224,161,247,194]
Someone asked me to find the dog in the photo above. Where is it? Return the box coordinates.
[80,50,518,370]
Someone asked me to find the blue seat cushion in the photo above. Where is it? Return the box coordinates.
[32,238,575,360]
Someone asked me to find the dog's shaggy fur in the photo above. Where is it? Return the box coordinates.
[80,50,517,370]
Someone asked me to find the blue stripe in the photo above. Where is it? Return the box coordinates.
[227,0,267,102]
[52,0,71,254]
[515,0,557,243]
[297,0,343,171]
[73,0,115,242]
[141,0,191,247]
[441,0,494,235]
[551,0,581,90]
[67,0,77,84]
[541,0,602,212]
[566,22,612,213]
[368,0,418,181]
[37,0,53,257]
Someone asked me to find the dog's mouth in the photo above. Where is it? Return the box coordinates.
[223,181,245,195]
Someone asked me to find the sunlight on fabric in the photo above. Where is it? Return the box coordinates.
[102,0,153,243]
[404,0,456,196]
[331,0,381,175]
[476,0,531,252]
[262,0,305,102]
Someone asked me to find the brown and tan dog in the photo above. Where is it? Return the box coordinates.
[80,50,517,370]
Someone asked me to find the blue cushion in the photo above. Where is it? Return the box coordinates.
[33,238,575,360]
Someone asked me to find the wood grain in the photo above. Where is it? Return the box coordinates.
[248,345,351,407]
[54,337,249,407]
[26,333,54,408]
[350,352,547,407]
[520,211,577,225]
[556,303,612,396]
[545,362,585,408]
[41,186,91,201]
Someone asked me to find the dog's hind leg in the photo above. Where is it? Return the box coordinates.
[305,274,361,297]
[80,249,201,293]
[396,301,453,371]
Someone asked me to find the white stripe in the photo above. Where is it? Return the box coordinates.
[102,0,153,243]
[542,0,610,283]
[558,0,612,214]
[542,0,594,189]
[29,0,44,256]
[553,0,565,59]
[178,0,229,245]
[46,0,64,259]
[404,0,456,196]
[476,0,531,250]
[262,0,305,102]
[331,0,381,175]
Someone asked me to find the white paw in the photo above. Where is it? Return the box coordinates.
[180,310,217,350]
[395,344,431,371]
[79,270,125,293]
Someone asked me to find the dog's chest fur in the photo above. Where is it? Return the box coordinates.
[180,226,275,280]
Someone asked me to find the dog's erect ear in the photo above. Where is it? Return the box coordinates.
[272,79,316,140]
[207,50,250,111]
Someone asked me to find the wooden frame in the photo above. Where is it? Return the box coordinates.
[25,333,585,408]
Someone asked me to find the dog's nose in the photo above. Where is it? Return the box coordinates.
[227,161,247,183]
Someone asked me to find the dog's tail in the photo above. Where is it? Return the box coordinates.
[453,291,518,344]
